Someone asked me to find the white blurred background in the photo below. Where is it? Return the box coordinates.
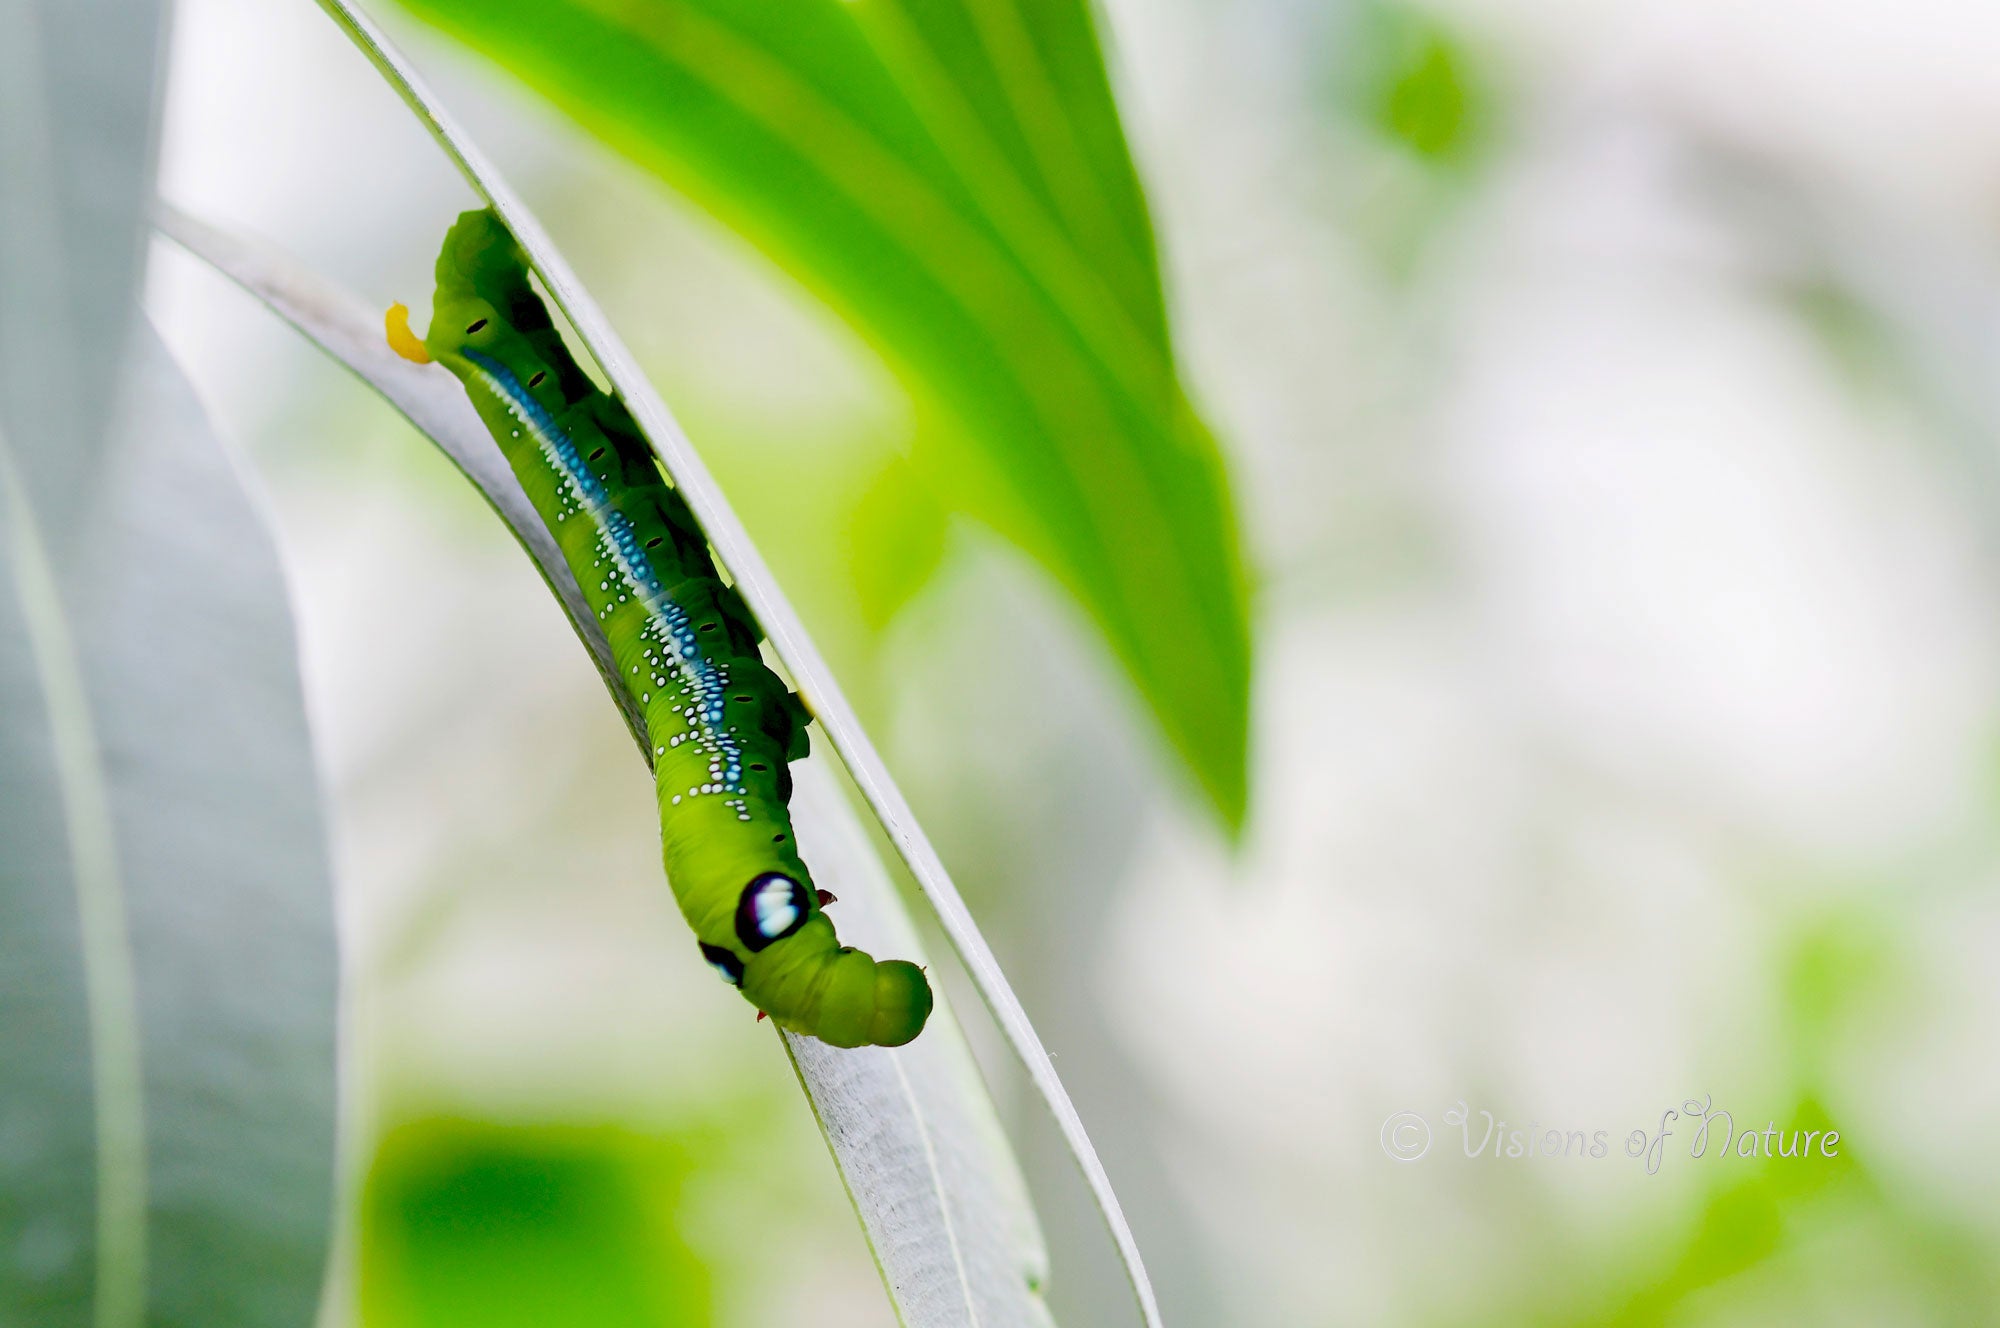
[151,0,2000,1322]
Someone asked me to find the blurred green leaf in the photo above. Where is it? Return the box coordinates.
[1602,1099,1864,1326]
[1658,1180,1786,1303]
[1781,913,1895,1045]
[1348,2,1484,166]
[0,324,341,1328]
[848,457,951,632]
[1378,36,1472,161]
[389,0,1254,825]
[361,1121,709,1328]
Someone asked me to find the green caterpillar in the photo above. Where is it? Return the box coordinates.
[389,209,931,1048]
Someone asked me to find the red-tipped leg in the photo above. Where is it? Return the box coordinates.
[816,889,837,908]
[755,1010,768,1023]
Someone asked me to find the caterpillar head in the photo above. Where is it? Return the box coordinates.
[434,206,531,309]
[435,208,596,399]
[385,208,589,413]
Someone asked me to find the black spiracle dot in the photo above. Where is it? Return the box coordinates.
[465,318,487,334]
[749,762,766,772]
[772,832,786,844]
[527,371,546,388]
[645,537,663,548]
[589,447,606,461]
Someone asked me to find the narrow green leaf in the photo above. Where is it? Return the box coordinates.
[161,206,1058,1326]
[388,0,1253,825]
[786,763,1056,1328]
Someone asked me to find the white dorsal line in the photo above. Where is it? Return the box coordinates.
[315,3,1164,1324]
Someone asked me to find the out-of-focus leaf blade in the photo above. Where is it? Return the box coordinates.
[0,0,166,531]
[298,8,1168,1320]
[161,210,1058,1327]
[849,458,951,632]
[0,2,161,1312]
[0,434,138,1328]
[386,0,1253,826]
[2,6,337,1321]
[848,0,1170,347]
[0,322,341,1328]
[359,1121,711,1328]
[1348,1,1485,166]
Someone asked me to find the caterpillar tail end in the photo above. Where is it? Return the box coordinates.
[385,302,432,364]
[809,954,934,1049]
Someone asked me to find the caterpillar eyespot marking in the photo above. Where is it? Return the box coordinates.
[394,209,933,1048]
[735,872,810,951]
[700,942,744,987]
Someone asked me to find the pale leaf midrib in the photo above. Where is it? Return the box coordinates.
[0,427,147,1328]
